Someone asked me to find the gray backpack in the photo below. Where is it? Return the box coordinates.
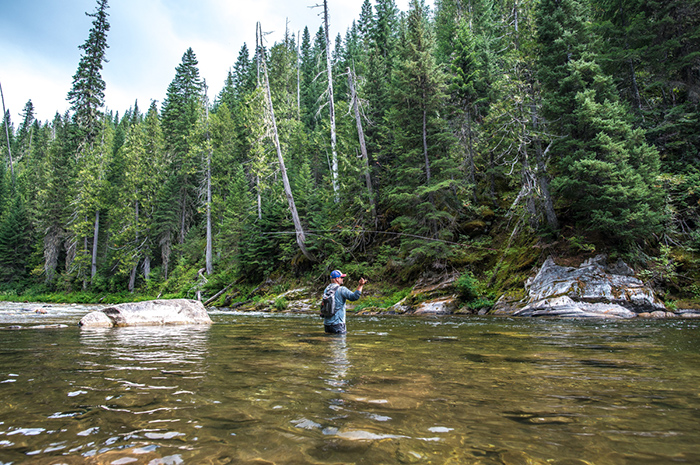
[320,283,340,318]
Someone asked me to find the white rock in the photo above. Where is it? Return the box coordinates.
[79,299,212,327]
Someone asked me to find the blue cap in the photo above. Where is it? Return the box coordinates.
[330,270,347,279]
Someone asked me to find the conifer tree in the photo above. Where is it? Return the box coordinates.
[591,0,700,169]
[63,0,111,287]
[111,102,165,291]
[448,18,482,202]
[16,100,35,164]
[161,48,204,247]
[0,196,32,283]
[536,0,664,245]
[0,158,6,218]
[363,0,400,172]
[386,0,457,261]
[37,113,74,284]
[67,0,110,147]
[299,27,317,130]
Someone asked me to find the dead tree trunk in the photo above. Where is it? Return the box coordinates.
[323,0,340,201]
[347,68,376,224]
[91,209,100,283]
[204,83,213,275]
[531,104,559,231]
[0,81,14,186]
[259,22,315,262]
[128,199,139,293]
[297,30,302,120]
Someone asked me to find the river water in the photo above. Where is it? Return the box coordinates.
[1,302,700,465]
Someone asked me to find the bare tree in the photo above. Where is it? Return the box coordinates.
[347,67,376,224]
[319,0,339,201]
[258,22,315,262]
[0,82,14,186]
[203,82,213,275]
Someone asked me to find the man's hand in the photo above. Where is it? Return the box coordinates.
[357,277,367,292]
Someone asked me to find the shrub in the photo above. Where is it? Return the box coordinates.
[273,297,288,311]
[455,272,479,300]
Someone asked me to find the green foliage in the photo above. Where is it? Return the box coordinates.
[638,245,679,289]
[273,297,288,311]
[456,271,495,310]
[567,235,596,253]
[352,287,411,312]
[455,271,479,300]
[537,0,666,247]
[0,196,33,282]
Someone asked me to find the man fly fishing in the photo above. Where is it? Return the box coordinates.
[320,270,367,334]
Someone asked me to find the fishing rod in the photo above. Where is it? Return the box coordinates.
[259,229,499,251]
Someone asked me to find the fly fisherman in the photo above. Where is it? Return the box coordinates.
[322,270,367,334]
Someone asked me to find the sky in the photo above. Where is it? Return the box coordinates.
[0,0,426,124]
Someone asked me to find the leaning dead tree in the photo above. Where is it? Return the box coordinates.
[347,67,376,224]
[258,22,315,262]
[0,81,14,186]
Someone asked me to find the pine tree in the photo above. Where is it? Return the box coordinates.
[448,18,482,202]
[0,196,32,283]
[111,102,165,291]
[536,0,665,246]
[591,0,700,170]
[0,159,6,219]
[363,0,400,173]
[386,0,458,262]
[37,113,74,284]
[68,118,114,287]
[67,0,110,147]
[161,48,204,247]
[16,100,35,164]
[216,44,255,114]
[63,0,111,287]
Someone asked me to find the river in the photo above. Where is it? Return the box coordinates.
[1,302,699,464]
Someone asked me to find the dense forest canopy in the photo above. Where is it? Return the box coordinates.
[0,0,698,305]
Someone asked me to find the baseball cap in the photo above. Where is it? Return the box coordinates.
[330,270,347,279]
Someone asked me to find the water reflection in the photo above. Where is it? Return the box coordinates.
[79,325,211,365]
[325,334,349,391]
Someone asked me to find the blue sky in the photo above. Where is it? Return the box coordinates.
[0,0,424,123]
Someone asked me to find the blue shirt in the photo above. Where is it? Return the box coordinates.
[323,284,362,326]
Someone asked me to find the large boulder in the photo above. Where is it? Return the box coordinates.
[502,255,666,318]
[79,299,213,327]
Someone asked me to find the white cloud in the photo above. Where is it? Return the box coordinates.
[0,52,73,124]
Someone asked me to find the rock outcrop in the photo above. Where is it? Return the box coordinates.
[385,272,460,315]
[495,255,666,318]
[79,299,213,327]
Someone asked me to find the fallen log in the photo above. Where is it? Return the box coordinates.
[204,283,234,307]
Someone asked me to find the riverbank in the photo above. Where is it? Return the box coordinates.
[2,256,699,319]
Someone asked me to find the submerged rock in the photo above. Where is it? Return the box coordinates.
[79,299,213,327]
[500,255,666,318]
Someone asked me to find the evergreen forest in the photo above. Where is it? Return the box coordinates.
[1,0,699,309]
